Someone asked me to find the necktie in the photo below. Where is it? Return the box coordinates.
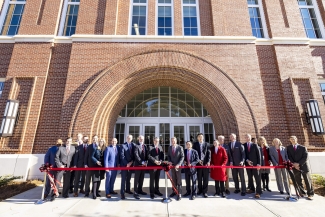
[200,143,203,159]
[232,142,234,150]
[129,143,132,152]
[156,147,158,154]
[142,144,145,155]
[66,146,70,153]
[248,143,250,152]
[114,146,117,155]
[187,150,190,165]
[294,145,297,151]
[84,145,86,152]
[172,147,175,155]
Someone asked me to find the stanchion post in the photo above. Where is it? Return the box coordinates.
[161,171,171,203]
[35,172,47,205]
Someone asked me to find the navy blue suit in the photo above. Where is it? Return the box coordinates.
[184,149,199,196]
[44,145,59,196]
[120,142,135,194]
[104,145,120,195]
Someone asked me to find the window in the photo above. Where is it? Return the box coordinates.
[0,0,26,36]
[247,0,266,38]
[130,0,147,35]
[114,123,125,145]
[157,0,173,35]
[298,0,324,39]
[182,0,200,36]
[58,0,80,36]
[0,82,4,98]
[204,123,214,145]
[320,83,325,103]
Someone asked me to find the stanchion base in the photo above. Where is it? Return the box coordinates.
[161,197,172,203]
[35,199,46,205]
[284,196,298,202]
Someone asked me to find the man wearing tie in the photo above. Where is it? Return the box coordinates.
[229,133,246,196]
[84,135,99,197]
[287,136,314,200]
[168,137,184,201]
[243,134,262,199]
[219,135,232,195]
[133,135,148,199]
[120,135,135,199]
[193,133,211,198]
[55,137,76,198]
[148,137,164,199]
[183,141,199,200]
[44,139,62,200]
[104,138,120,199]
[73,135,88,197]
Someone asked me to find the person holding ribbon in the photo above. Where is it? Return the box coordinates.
[183,141,199,200]
[269,138,289,195]
[258,136,272,192]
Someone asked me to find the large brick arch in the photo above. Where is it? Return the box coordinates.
[69,50,258,140]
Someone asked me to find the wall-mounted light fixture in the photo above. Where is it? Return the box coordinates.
[0,100,19,137]
[306,99,325,135]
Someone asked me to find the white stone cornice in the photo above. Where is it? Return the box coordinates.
[1,35,325,46]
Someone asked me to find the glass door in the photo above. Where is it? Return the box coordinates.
[126,124,141,143]
[188,124,202,143]
[172,124,186,149]
[159,123,170,160]
[144,124,158,146]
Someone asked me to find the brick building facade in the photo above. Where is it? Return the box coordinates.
[0,0,325,154]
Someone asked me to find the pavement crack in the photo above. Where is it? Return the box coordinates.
[254,200,281,217]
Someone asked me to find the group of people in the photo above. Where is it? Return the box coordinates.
[43,132,314,201]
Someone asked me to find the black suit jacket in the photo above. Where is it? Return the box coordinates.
[184,149,199,175]
[287,144,310,172]
[84,144,98,167]
[147,145,164,166]
[243,142,261,166]
[134,143,149,166]
[120,142,135,167]
[193,142,211,165]
[222,144,233,166]
[74,144,88,168]
[229,141,245,166]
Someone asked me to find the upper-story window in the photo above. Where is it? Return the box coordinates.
[182,0,200,36]
[157,0,173,36]
[0,82,4,98]
[130,0,147,35]
[298,0,324,39]
[247,0,267,38]
[320,83,325,103]
[0,0,26,36]
[58,0,80,36]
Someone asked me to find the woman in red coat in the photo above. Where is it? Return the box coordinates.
[210,140,228,198]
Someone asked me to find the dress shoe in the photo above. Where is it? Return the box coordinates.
[176,194,181,201]
[307,195,314,200]
[59,192,62,194]
[134,194,140,200]
[121,194,125,200]
[197,191,202,195]
[183,192,191,197]
[44,194,48,199]
[50,194,56,201]
[225,189,230,195]
[84,194,89,197]
[155,191,163,196]
[266,187,272,192]
[280,191,284,194]
[169,192,176,197]
[234,189,240,194]
[98,190,101,193]
[126,191,133,194]
[262,187,266,191]
[73,193,78,197]
[69,189,73,194]
[63,195,69,198]
[110,191,118,195]
[203,193,208,198]
[190,195,195,200]
[96,193,101,197]
[255,193,260,199]
[241,192,246,196]
[247,189,254,194]
[221,192,226,198]
[106,194,111,198]
[300,194,306,198]
[214,192,219,196]
[150,194,155,199]
[92,195,97,200]
[79,190,85,194]
[139,191,147,195]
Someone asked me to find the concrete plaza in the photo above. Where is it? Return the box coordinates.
[0,173,324,217]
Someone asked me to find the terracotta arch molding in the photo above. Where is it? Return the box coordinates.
[69,50,258,139]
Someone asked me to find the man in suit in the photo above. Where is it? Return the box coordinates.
[73,135,88,197]
[133,135,148,199]
[168,137,184,201]
[84,135,99,197]
[243,134,262,198]
[229,133,246,196]
[55,137,76,198]
[193,133,211,198]
[69,133,83,194]
[287,136,314,200]
[44,139,63,200]
[104,138,120,199]
[148,137,164,199]
[183,141,199,200]
[120,135,135,199]
[219,135,232,195]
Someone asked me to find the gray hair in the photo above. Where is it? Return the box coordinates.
[218,135,225,140]
[138,135,144,139]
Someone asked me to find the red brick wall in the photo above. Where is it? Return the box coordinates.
[199,0,213,36]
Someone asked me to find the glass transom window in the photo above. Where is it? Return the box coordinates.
[119,86,209,118]
[182,0,199,36]
[0,0,26,36]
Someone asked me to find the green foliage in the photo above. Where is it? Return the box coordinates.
[312,174,325,187]
[0,175,22,187]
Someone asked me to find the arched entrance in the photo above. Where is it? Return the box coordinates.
[115,86,215,153]
[67,50,258,145]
